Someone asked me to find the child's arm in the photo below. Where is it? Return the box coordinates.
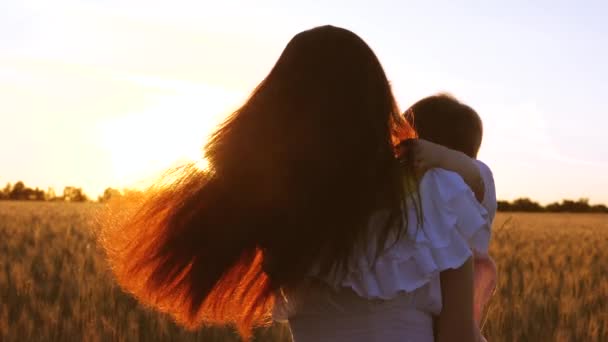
[404,139,485,202]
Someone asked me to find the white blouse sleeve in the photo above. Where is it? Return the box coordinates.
[475,160,497,224]
[320,168,491,300]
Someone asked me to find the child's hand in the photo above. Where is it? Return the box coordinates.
[409,139,448,174]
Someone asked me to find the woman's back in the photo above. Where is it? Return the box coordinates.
[275,168,492,341]
[284,282,434,342]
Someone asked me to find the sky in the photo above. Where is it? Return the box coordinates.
[1,0,607,204]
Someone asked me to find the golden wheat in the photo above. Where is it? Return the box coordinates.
[484,213,608,341]
[0,202,606,341]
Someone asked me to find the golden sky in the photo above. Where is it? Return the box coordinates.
[2,0,607,204]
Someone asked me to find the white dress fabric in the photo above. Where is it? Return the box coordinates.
[475,160,497,224]
[274,166,494,342]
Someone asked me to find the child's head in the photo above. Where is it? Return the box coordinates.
[405,93,482,158]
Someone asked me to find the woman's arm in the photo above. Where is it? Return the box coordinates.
[436,257,476,342]
[402,139,485,202]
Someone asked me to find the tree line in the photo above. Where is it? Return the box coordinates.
[497,198,608,213]
[1,181,607,213]
[0,181,88,202]
[0,181,144,203]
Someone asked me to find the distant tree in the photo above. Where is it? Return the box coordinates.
[545,198,593,213]
[545,202,562,212]
[591,204,608,213]
[564,198,591,212]
[3,183,11,195]
[509,198,544,212]
[63,186,88,202]
[30,187,45,201]
[3,182,45,201]
[0,183,9,200]
[498,198,606,213]
[9,181,26,200]
[98,187,122,203]
[497,200,512,211]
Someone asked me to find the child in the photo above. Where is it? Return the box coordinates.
[402,93,497,341]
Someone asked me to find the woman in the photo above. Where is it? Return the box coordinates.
[100,25,488,341]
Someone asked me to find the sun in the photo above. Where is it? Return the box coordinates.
[97,89,240,189]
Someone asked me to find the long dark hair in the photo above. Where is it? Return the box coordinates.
[100,25,417,339]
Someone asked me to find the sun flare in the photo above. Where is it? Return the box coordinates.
[97,88,241,189]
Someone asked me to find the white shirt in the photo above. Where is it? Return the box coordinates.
[274,164,496,342]
[476,160,497,224]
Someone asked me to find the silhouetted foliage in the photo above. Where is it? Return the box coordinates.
[31,187,46,201]
[63,187,88,202]
[591,204,608,213]
[98,188,122,203]
[0,182,90,202]
[498,198,608,213]
[0,180,605,212]
[3,181,46,201]
[9,181,26,200]
[498,198,544,212]
[0,183,10,200]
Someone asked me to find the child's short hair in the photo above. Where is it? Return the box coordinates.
[405,93,482,158]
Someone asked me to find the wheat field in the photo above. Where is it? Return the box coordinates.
[0,201,606,341]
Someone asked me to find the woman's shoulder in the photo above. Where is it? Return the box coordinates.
[303,171,492,302]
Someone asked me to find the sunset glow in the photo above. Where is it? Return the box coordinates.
[96,83,239,188]
[2,0,607,203]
